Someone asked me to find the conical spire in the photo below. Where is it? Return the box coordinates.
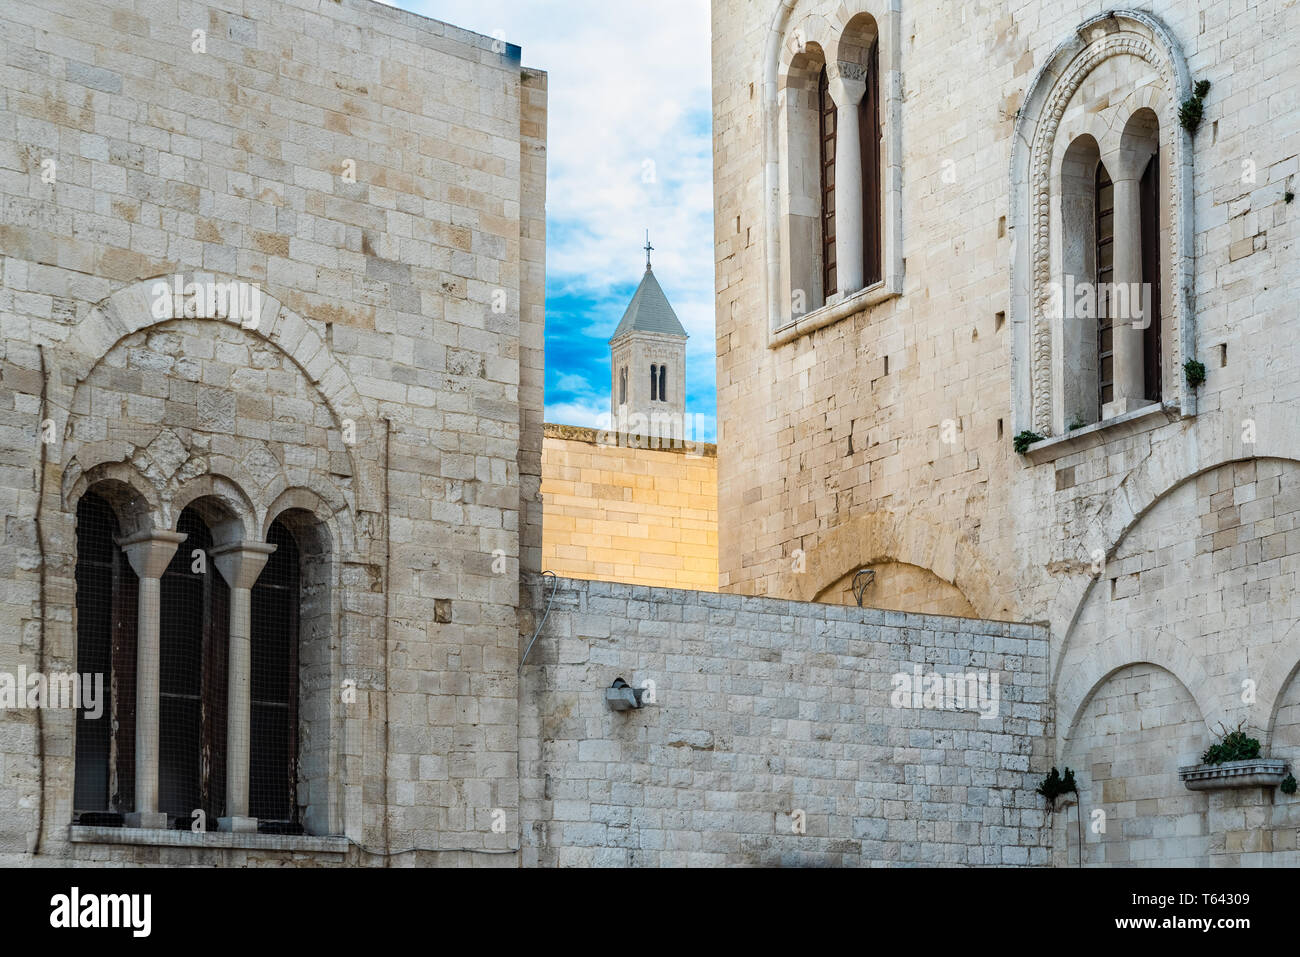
[610,238,687,341]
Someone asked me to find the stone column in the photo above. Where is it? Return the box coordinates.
[1106,174,1146,416]
[211,540,276,833]
[827,61,868,298]
[116,528,187,829]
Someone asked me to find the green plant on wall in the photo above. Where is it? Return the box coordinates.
[1014,430,1044,454]
[1184,358,1207,388]
[1037,766,1078,810]
[1179,78,1212,133]
[1281,773,1297,795]
[1201,722,1261,766]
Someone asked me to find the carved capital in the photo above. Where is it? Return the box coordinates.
[210,540,277,591]
[115,529,187,580]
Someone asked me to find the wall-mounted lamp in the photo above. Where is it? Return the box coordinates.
[605,677,646,711]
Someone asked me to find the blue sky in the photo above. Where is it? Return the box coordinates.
[392,0,717,439]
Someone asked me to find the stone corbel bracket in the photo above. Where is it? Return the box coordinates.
[1178,759,1289,791]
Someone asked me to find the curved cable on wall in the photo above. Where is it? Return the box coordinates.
[518,571,558,674]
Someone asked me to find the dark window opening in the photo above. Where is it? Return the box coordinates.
[860,39,882,287]
[659,364,667,403]
[650,364,658,402]
[818,64,837,299]
[1096,161,1115,415]
[618,367,627,405]
[1140,149,1162,403]
[159,508,228,827]
[73,492,138,820]
[250,520,300,829]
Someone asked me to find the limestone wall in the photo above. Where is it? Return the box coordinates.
[712,0,1300,863]
[0,0,544,864]
[519,576,1051,866]
[541,424,718,590]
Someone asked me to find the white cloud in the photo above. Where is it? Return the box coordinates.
[401,1,716,359]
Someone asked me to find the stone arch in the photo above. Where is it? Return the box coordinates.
[1257,619,1300,751]
[1056,638,1220,756]
[1010,10,1194,436]
[781,509,1002,618]
[170,473,258,547]
[45,272,381,515]
[62,458,161,536]
[1053,449,1300,748]
[263,485,348,559]
[1048,406,1300,678]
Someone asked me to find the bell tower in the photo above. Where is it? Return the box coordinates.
[610,234,688,441]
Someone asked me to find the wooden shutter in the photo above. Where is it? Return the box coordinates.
[1140,150,1162,403]
[818,66,837,298]
[860,40,882,286]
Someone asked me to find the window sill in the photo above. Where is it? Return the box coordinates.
[770,279,899,348]
[1022,401,1182,465]
[68,825,350,854]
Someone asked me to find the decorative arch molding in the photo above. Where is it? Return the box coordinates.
[46,272,382,515]
[263,484,353,562]
[779,509,1003,619]
[1057,653,1217,758]
[1048,408,1300,683]
[1256,619,1300,751]
[63,446,360,558]
[169,473,259,546]
[62,459,162,536]
[1010,10,1194,436]
[763,0,903,341]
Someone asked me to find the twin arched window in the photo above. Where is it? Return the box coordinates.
[1012,12,1189,439]
[770,11,893,336]
[73,492,302,831]
[1057,110,1167,429]
[650,364,668,402]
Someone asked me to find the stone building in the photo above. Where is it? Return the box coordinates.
[711,0,1300,863]
[1,0,1294,869]
[0,0,547,864]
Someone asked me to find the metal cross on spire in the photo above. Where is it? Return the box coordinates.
[644,230,653,271]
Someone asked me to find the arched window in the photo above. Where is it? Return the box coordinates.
[618,367,627,405]
[73,492,138,819]
[650,364,658,401]
[766,12,897,337]
[158,507,229,825]
[659,364,667,403]
[1010,12,1189,437]
[250,519,300,829]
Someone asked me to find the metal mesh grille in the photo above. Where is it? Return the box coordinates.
[250,520,300,829]
[73,492,137,819]
[158,507,228,828]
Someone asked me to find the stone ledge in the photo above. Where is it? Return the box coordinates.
[1023,401,1182,464]
[543,422,717,457]
[770,280,900,348]
[68,826,350,854]
[1178,759,1289,791]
